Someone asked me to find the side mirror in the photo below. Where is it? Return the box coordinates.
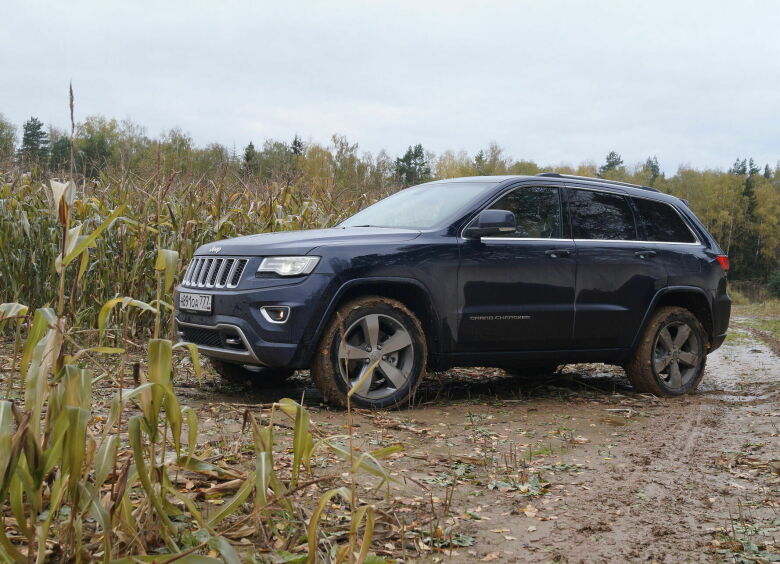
[463,209,516,238]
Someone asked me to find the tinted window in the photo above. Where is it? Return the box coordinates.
[568,189,637,240]
[632,197,696,243]
[488,186,562,238]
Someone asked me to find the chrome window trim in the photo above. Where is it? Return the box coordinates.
[480,236,701,246]
[572,239,702,246]
[481,237,573,242]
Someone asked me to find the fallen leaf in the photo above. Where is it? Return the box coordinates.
[481,552,500,561]
[521,504,538,518]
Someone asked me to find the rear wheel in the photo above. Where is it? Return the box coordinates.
[626,306,707,396]
[311,296,427,409]
[209,358,295,386]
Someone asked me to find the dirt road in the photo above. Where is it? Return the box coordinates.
[179,317,780,563]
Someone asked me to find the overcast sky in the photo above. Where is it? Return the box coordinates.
[2,0,779,173]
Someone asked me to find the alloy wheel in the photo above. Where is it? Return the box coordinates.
[337,313,415,400]
[652,321,702,390]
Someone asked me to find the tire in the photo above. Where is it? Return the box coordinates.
[626,306,707,396]
[506,364,561,378]
[209,358,295,386]
[310,296,427,409]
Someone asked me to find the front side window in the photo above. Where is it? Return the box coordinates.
[568,189,637,240]
[487,186,563,238]
[631,197,697,243]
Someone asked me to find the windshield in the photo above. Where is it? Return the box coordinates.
[340,182,497,229]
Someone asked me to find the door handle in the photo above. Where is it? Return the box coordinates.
[634,250,657,259]
[545,249,571,258]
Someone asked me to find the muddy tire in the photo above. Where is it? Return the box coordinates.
[626,306,707,396]
[311,296,427,409]
[209,358,295,386]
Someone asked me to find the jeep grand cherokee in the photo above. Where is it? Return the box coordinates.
[175,174,731,408]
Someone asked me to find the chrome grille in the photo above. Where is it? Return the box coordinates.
[182,257,248,288]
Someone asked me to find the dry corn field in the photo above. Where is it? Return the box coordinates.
[1,173,780,564]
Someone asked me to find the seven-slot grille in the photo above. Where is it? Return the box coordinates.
[182,257,248,288]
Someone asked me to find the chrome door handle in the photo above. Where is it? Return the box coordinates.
[545,249,571,258]
[635,250,657,259]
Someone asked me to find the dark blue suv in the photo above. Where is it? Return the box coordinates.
[175,174,731,408]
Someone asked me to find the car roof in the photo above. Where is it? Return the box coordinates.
[422,173,685,205]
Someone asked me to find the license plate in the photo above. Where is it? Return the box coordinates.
[179,292,212,313]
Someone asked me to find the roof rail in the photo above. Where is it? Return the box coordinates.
[536,172,659,193]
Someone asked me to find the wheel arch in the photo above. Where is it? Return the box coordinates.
[304,277,441,366]
[630,286,714,353]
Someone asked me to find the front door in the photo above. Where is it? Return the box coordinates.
[457,185,576,351]
[565,187,667,349]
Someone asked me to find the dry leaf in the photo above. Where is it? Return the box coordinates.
[521,504,538,518]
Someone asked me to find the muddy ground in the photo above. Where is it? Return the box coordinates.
[1,308,779,563]
[169,311,779,563]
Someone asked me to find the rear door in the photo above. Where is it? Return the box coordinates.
[457,184,576,351]
[566,187,667,349]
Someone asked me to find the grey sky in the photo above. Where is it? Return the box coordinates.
[2,0,779,173]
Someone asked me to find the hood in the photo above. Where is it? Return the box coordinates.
[194,227,421,256]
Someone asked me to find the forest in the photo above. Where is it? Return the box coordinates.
[1,110,779,315]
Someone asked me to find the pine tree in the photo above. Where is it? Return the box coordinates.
[19,117,49,168]
[48,135,70,172]
[643,155,661,185]
[243,141,257,173]
[764,164,772,179]
[474,150,486,175]
[394,144,431,186]
[291,135,304,156]
[729,158,747,175]
[598,151,624,177]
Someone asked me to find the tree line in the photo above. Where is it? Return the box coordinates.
[1,112,778,281]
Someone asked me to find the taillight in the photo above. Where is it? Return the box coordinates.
[716,255,729,271]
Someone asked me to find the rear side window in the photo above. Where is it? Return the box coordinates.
[488,186,562,238]
[632,198,697,243]
[567,189,637,240]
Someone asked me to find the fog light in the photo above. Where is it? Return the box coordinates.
[260,306,290,324]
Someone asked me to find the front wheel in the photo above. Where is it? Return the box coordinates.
[626,306,707,396]
[311,296,427,409]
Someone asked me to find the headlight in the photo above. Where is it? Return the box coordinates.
[257,256,320,276]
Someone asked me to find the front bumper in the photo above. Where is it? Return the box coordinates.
[174,272,333,368]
